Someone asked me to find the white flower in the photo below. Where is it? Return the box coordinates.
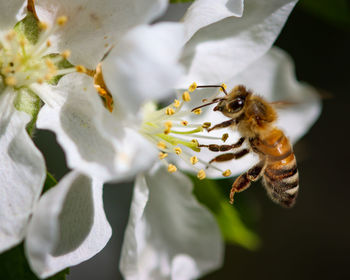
[37,16,226,279]
[0,0,168,277]
[111,1,321,280]
[11,1,321,280]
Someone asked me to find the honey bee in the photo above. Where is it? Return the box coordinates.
[193,84,299,208]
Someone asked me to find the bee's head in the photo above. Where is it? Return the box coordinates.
[214,85,250,118]
[191,84,251,117]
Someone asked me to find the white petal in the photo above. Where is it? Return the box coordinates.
[120,165,223,280]
[35,73,121,181]
[176,47,321,178]
[0,0,25,29]
[103,23,185,114]
[0,89,46,253]
[182,0,244,41]
[36,73,158,182]
[109,127,158,183]
[178,0,297,86]
[34,0,168,68]
[25,171,111,278]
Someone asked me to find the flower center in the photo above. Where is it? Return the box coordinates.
[139,83,231,179]
[0,16,84,90]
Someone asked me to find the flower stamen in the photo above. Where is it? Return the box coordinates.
[197,169,206,180]
[138,82,232,178]
[189,82,197,92]
[168,164,177,173]
[182,91,191,102]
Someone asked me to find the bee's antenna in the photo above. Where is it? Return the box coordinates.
[191,98,222,112]
[196,85,228,95]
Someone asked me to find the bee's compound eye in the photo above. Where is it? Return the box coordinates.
[228,98,244,112]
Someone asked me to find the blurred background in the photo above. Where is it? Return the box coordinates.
[33,1,350,279]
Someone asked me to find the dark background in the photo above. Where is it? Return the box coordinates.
[35,2,350,280]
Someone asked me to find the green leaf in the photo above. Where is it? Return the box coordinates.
[42,172,58,194]
[13,87,42,136]
[170,0,194,3]
[0,243,69,280]
[300,0,350,28]
[14,12,41,44]
[191,177,261,250]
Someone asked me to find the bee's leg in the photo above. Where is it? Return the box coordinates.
[199,137,245,152]
[208,148,249,164]
[207,119,235,132]
[230,159,266,204]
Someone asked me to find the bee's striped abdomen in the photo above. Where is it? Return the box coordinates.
[255,129,299,207]
[263,153,299,207]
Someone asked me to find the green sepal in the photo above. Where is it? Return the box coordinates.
[42,172,58,194]
[300,0,350,28]
[14,12,41,45]
[191,176,261,250]
[0,243,69,280]
[14,87,42,136]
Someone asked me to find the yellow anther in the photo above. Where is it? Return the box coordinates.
[182,91,191,102]
[189,82,197,92]
[220,83,227,92]
[202,122,211,129]
[168,164,177,173]
[173,99,181,108]
[193,108,202,115]
[164,121,172,129]
[46,40,52,47]
[45,59,55,69]
[165,107,175,115]
[164,121,172,134]
[222,169,232,177]
[190,156,198,165]
[36,78,44,84]
[197,169,206,180]
[164,128,171,135]
[158,152,168,159]
[75,65,87,73]
[191,139,199,147]
[94,62,114,113]
[57,16,68,26]
[157,141,167,149]
[181,120,188,126]
[5,76,16,86]
[5,30,16,41]
[39,21,48,30]
[222,133,229,142]
[19,38,27,47]
[174,147,182,155]
[61,50,71,59]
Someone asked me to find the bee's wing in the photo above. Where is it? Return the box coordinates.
[269,101,299,109]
